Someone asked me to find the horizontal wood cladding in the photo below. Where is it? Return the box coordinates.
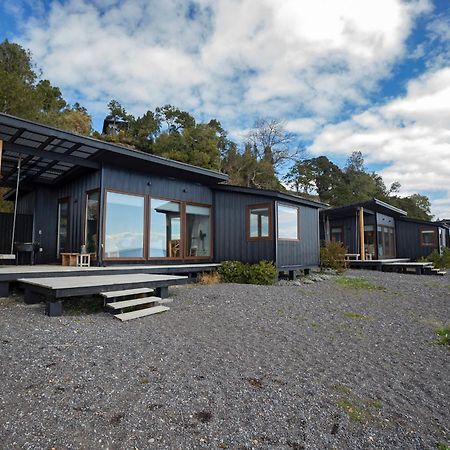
[214,191,275,264]
[102,165,213,204]
[277,204,319,267]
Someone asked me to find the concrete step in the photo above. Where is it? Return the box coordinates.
[114,305,170,321]
[106,296,161,310]
[100,287,153,299]
[437,271,447,276]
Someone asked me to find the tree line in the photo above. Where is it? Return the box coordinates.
[0,39,432,220]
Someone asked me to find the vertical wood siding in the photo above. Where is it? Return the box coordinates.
[277,204,320,267]
[213,191,275,263]
[396,220,440,260]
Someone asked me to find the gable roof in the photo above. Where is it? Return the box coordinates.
[0,113,228,187]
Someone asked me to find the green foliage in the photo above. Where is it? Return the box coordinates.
[0,39,91,134]
[437,443,450,450]
[434,326,450,347]
[218,260,277,285]
[320,241,346,272]
[0,187,13,213]
[218,261,248,283]
[247,260,278,285]
[335,276,385,291]
[421,248,450,269]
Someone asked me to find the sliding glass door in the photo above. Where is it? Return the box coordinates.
[85,190,99,256]
[186,204,211,257]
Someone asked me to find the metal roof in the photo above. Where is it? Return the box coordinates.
[214,184,327,209]
[0,113,228,188]
[321,198,407,218]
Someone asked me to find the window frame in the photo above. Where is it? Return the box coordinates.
[246,203,273,241]
[419,226,437,248]
[103,189,147,261]
[184,201,213,260]
[277,203,300,241]
[148,196,184,261]
[83,188,100,258]
[56,197,70,258]
[331,226,344,243]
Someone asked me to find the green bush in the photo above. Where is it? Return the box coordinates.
[218,260,248,283]
[320,240,347,272]
[435,326,450,347]
[422,247,450,269]
[218,260,277,285]
[247,260,278,285]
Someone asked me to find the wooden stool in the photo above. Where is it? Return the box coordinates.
[77,253,91,267]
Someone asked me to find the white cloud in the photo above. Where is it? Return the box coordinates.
[16,0,430,122]
[309,67,450,218]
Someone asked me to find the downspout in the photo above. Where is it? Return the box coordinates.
[10,155,22,255]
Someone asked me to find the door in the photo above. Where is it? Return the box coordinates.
[57,198,70,257]
[377,225,395,259]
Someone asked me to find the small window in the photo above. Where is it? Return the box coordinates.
[278,204,299,240]
[420,228,436,247]
[247,204,271,239]
[331,226,343,243]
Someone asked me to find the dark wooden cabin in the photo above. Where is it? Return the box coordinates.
[0,113,324,271]
[320,198,449,261]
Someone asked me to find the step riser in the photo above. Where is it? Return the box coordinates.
[106,296,162,310]
[114,305,170,321]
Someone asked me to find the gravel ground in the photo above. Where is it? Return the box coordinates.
[0,269,449,450]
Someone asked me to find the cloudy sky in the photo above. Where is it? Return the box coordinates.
[1,0,449,218]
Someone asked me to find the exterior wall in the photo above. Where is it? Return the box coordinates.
[19,171,100,263]
[102,164,212,204]
[213,190,275,264]
[276,203,320,267]
[322,215,359,253]
[396,219,440,260]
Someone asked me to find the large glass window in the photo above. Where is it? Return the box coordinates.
[278,204,299,240]
[420,228,436,247]
[150,198,181,258]
[186,204,211,257]
[248,204,271,239]
[104,192,145,258]
[377,225,395,258]
[85,190,99,255]
[364,225,375,257]
[57,198,70,256]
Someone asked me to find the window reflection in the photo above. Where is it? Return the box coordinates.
[249,206,270,238]
[278,204,299,240]
[150,199,181,257]
[105,192,145,258]
[186,204,211,257]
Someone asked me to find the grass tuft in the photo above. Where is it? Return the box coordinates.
[335,384,382,424]
[434,326,450,347]
[344,311,371,320]
[335,276,385,291]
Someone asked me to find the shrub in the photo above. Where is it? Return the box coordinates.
[247,260,278,285]
[320,241,346,272]
[422,247,450,269]
[218,260,277,285]
[218,260,248,283]
[198,271,221,285]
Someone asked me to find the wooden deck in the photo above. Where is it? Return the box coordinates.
[19,273,189,317]
[0,263,219,297]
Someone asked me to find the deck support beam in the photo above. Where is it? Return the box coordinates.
[155,286,169,299]
[46,301,63,317]
[24,289,43,304]
[0,281,9,297]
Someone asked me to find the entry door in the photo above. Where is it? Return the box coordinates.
[377,225,395,259]
[57,198,70,256]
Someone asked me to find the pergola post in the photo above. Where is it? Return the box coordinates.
[359,207,365,261]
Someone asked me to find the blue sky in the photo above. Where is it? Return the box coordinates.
[1,0,449,218]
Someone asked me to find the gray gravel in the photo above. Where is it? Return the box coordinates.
[0,270,449,449]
